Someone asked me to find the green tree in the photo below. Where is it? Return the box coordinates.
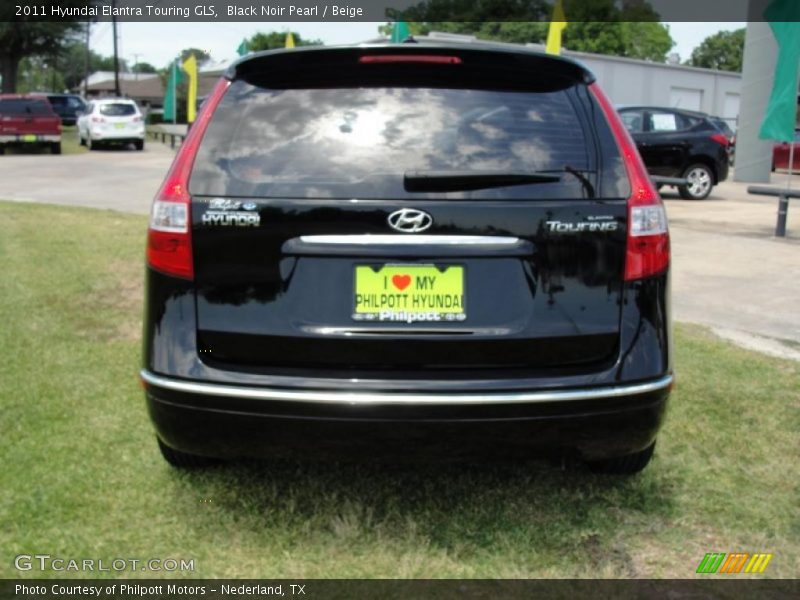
[564,22,673,61]
[0,20,86,92]
[380,0,674,61]
[687,28,745,72]
[17,39,132,93]
[246,31,323,52]
[178,47,211,64]
[132,61,157,74]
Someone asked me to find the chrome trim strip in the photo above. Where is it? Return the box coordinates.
[140,370,673,406]
[297,234,520,246]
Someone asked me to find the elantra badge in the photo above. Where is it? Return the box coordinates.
[387,208,433,233]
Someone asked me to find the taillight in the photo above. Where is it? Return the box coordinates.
[710,133,729,147]
[91,116,105,123]
[133,115,142,122]
[359,55,462,65]
[590,84,669,281]
[147,77,230,279]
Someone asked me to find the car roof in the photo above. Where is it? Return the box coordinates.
[29,92,79,96]
[91,97,138,104]
[0,94,50,100]
[617,105,710,118]
[227,42,596,85]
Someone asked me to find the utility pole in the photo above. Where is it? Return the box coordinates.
[112,0,120,96]
[51,54,57,91]
[132,53,141,81]
[84,21,91,96]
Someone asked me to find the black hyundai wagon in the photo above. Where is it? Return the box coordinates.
[142,44,672,474]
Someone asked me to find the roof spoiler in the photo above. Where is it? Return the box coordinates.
[225,43,596,86]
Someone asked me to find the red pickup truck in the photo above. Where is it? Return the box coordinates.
[0,94,62,155]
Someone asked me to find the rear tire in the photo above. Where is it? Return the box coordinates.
[586,441,656,475]
[134,140,144,151]
[0,145,5,155]
[87,137,95,151]
[678,164,714,200]
[157,438,219,468]
[51,142,61,155]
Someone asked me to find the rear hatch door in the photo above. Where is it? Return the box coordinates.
[0,98,60,137]
[189,48,630,373]
[97,102,139,133]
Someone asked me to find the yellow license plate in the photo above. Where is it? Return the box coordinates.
[21,134,37,142]
[353,264,465,323]
[115,123,126,129]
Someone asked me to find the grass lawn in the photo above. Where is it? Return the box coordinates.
[59,126,87,155]
[0,200,797,579]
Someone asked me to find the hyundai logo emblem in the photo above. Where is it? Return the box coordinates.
[387,208,433,233]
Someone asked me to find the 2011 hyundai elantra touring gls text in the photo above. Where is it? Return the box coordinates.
[141,43,673,474]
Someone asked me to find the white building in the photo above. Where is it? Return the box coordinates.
[423,31,743,129]
[558,48,741,129]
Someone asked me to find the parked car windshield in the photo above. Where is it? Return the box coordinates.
[190,81,597,200]
[99,103,137,116]
[0,99,53,116]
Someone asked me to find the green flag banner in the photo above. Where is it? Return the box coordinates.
[236,39,249,57]
[162,60,184,123]
[759,0,800,142]
[391,20,409,43]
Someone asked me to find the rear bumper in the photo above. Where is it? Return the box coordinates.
[142,369,672,406]
[717,156,730,183]
[0,134,60,143]
[143,370,672,461]
[89,129,144,141]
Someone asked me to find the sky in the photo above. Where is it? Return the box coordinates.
[90,21,746,71]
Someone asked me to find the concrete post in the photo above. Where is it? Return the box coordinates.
[734,21,778,183]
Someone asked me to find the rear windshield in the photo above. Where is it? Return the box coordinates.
[0,99,54,116]
[191,81,597,200]
[99,103,136,116]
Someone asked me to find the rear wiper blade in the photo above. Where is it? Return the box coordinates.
[536,166,596,198]
[404,170,560,193]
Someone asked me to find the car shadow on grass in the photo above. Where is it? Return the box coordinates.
[163,453,679,575]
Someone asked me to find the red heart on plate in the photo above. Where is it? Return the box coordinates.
[392,274,412,291]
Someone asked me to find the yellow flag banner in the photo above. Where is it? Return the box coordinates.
[182,54,198,124]
[546,0,567,55]
[285,32,296,48]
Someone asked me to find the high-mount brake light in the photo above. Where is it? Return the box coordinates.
[146,77,230,280]
[359,55,462,65]
[590,84,670,281]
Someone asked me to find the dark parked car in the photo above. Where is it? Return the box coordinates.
[142,45,673,474]
[30,92,86,126]
[0,94,62,154]
[772,129,800,171]
[708,116,736,165]
[618,106,730,199]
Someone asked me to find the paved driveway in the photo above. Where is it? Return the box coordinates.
[1,148,798,358]
[0,144,173,214]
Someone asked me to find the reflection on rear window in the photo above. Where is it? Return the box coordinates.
[0,99,54,116]
[191,82,592,199]
[99,103,136,116]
